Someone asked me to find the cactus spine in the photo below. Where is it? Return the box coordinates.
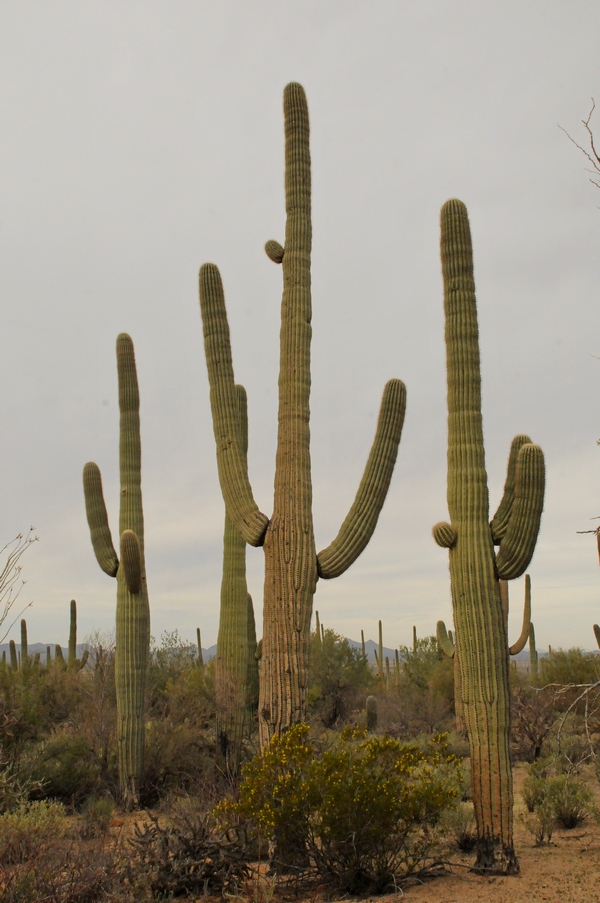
[216,385,258,772]
[83,334,150,807]
[433,200,545,872]
[199,84,406,747]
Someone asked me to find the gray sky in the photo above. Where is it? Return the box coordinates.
[1,2,599,652]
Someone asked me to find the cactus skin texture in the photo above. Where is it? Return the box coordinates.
[83,333,150,807]
[199,84,406,747]
[216,385,258,773]
[434,200,545,873]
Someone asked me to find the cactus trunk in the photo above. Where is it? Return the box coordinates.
[434,200,544,873]
[199,84,405,749]
[216,387,256,771]
[83,334,150,807]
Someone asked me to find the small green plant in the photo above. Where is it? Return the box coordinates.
[0,799,66,864]
[220,723,462,893]
[519,799,555,845]
[79,796,115,838]
[547,774,595,828]
[439,801,477,851]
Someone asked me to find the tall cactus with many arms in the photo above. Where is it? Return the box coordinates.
[216,384,258,771]
[199,84,406,747]
[83,333,150,807]
[433,200,545,872]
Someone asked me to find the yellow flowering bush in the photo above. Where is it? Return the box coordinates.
[219,725,462,892]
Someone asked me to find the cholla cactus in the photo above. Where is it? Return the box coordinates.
[199,84,406,747]
[433,200,544,873]
[83,334,150,807]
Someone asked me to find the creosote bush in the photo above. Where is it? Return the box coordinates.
[219,723,462,894]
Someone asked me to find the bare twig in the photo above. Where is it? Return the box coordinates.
[559,99,600,197]
[0,528,39,644]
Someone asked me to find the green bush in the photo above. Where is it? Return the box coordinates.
[522,760,596,834]
[221,724,461,893]
[308,629,374,728]
[0,799,66,864]
[79,796,115,838]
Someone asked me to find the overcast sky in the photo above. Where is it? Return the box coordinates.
[1,2,599,652]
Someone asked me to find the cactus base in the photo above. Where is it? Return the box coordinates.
[473,838,519,875]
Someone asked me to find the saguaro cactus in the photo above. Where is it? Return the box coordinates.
[83,333,150,806]
[433,200,545,872]
[199,84,406,747]
[216,384,258,771]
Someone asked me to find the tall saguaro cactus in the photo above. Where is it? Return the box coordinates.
[433,200,545,873]
[216,384,258,771]
[199,84,406,747]
[83,333,150,806]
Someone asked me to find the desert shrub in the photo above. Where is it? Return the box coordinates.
[79,796,115,838]
[127,796,250,898]
[24,732,101,804]
[547,774,595,828]
[519,799,555,845]
[307,629,374,728]
[1,841,131,903]
[511,684,556,762]
[0,799,66,864]
[222,723,461,894]
[522,759,595,835]
[540,649,600,706]
[379,639,455,737]
[438,801,477,851]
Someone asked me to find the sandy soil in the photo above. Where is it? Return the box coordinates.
[356,764,600,903]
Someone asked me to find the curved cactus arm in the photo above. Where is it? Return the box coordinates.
[490,435,533,543]
[594,624,600,649]
[76,649,90,671]
[317,379,406,579]
[495,443,545,580]
[83,462,119,577]
[437,619,455,658]
[199,263,269,547]
[120,530,142,595]
[433,521,457,548]
[509,573,532,655]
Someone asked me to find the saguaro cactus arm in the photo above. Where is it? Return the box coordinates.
[317,379,406,579]
[508,574,532,655]
[83,463,119,576]
[593,623,600,649]
[199,264,269,547]
[120,530,142,595]
[495,444,545,580]
[490,435,532,542]
[437,619,455,657]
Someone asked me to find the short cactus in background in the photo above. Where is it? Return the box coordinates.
[433,200,545,872]
[54,644,65,668]
[366,695,378,732]
[199,84,406,747]
[9,639,17,670]
[20,619,29,673]
[67,599,89,672]
[216,384,259,772]
[529,623,539,681]
[196,628,204,667]
[83,333,150,807]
